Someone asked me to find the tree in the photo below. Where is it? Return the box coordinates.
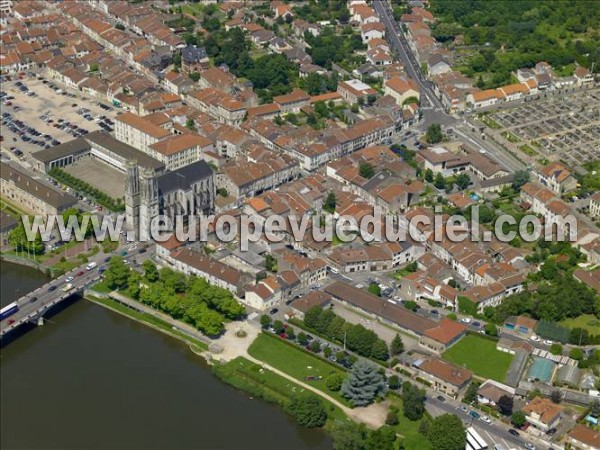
[304,306,322,330]
[314,101,329,119]
[286,326,295,340]
[427,414,466,450]
[310,340,321,353]
[298,332,308,346]
[143,260,159,282]
[484,323,499,336]
[590,399,600,418]
[455,173,471,190]
[115,22,125,31]
[425,168,434,182]
[260,314,272,329]
[512,170,530,189]
[324,192,336,213]
[425,123,443,144]
[105,257,130,290]
[359,162,375,179]
[550,343,563,355]
[127,273,141,299]
[386,409,400,426]
[550,390,562,404]
[402,381,426,420]
[8,220,44,255]
[286,392,328,428]
[185,118,196,130]
[341,359,386,406]
[403,300,418,311]
[497,395,514,416]
[326,373,344,391]
[323,346,332,358]
[511,410,526,428]
[388,375,400,390]
[366,426,396,450]
[569,348,584,360]
[391,334,404,355]
[273,319,285,334]
[368,283,381,297]
[464,382,479,404]
[331,421,367,450]
[434,173,446,189]
[371,339,389,361]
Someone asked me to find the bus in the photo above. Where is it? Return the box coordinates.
[0,302,19,320]
[466,427,488,450]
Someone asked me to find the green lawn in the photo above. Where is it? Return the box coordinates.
[479,114,501,129]
[442,334,513,382]
[213,357,348,425]
[519,144,538,156]
[248,333,349,405]
[388,395,432,450]
[561,314,600,334]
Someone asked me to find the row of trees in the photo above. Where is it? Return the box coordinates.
[49,168,125,212]
[104,259,245,336]
[303,306,400,361]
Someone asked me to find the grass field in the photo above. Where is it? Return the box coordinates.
[442,334,513,382]
[388,394,432,450]
[248,333,349,405]
[213,357,348,425]
[561,314,600,335]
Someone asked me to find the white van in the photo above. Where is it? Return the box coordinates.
[86,262,97,271]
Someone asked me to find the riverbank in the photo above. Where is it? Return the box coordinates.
[85,294,208,355]
[0,253,53,276]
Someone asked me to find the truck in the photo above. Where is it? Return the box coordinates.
[62,283,74,293]
[86,262,97,271]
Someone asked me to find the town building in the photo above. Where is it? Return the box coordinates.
[522,397,563,432]
[417,358,472,398]
[0,162,77,215]
[567,425,600,450]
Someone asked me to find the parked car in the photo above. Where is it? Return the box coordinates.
[469,410,480,419]
[269,308,279,315]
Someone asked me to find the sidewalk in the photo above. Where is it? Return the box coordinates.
[213,321,387,429]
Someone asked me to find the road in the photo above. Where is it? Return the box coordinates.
[373,0,533,174]
[0,263,102,336]
[0,243,148,337]
[373,0,454,126]
[426,396,555,450]
[453,122,526,172]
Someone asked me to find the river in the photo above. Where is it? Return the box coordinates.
[0,262,332,450]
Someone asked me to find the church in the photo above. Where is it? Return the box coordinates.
[125,160,215,239]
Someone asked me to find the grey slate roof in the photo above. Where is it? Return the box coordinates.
[156,160,213,194]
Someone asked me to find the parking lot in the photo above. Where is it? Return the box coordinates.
[483,89,600,167]
[1,75,116,163]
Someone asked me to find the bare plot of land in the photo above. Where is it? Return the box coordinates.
[65,157,126,199]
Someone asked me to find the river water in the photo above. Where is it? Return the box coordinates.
[0,262,332,449]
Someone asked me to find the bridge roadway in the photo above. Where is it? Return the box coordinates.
[0,264,102,338]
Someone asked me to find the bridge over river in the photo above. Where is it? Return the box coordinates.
[0,264,102,338]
